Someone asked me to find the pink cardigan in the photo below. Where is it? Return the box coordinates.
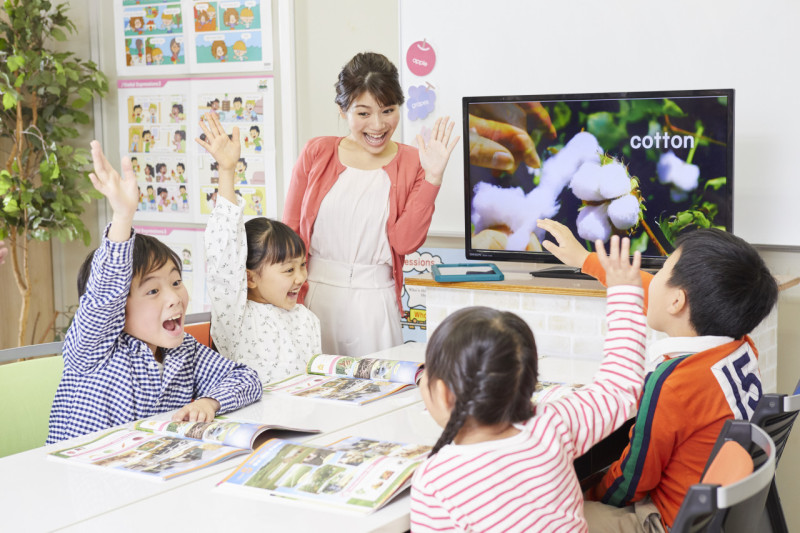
[283,136,440,311]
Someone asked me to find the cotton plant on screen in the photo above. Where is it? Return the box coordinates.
[570,156,642,243]
[657,151,700,201]
[471,132,602,251]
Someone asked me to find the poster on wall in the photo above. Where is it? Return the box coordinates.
[400,247,468,344]
[118,76,277,225]
[114,0,273,76]
[135,225,210,313]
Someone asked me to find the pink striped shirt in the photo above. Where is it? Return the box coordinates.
[410,286,646,532]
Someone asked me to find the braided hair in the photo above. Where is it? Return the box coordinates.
[425,306,538,455]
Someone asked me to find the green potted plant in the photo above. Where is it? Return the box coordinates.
[0,0,109,346]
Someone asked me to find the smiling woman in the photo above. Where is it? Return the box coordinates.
[283,52,460,357]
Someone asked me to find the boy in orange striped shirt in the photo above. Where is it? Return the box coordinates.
[538,219,778,532]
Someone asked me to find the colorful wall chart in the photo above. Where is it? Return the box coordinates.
[114,0,273,76]
[118,76,277,224]
[135,225,210,313]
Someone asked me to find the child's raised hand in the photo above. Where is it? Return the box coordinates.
[89,141,138,242]
[595,235,641,288]
[171,397,221,423]
[537,219,590,268]
[195,112,240,173]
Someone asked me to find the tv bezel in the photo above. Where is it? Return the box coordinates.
[462,88,735,270]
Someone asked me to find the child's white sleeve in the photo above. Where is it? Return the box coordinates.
[541,285,647,457]
[204,196,248,359]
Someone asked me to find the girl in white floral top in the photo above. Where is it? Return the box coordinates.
[198,112,321,386]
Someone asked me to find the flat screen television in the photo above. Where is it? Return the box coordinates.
[463,89,734,272]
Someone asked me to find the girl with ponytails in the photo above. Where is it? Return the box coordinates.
[411,236,647,532]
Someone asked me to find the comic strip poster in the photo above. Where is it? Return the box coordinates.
[114,0,273,76]
[134,225,209,313]
[118,76,276,224]
[401,247,468,344]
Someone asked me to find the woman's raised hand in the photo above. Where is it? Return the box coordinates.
[417,116,460,186]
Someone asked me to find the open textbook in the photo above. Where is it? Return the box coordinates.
[49,418,318,481]
[219,436,431,514]
[265,354,425,405]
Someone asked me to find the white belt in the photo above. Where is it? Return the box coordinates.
[308,256,394,289]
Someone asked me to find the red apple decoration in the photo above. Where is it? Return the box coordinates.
[406,39,436,77]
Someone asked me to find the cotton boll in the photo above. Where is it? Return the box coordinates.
[576,204,611,242]
[561,131,603,162]
[525,185,561,241]
[570,161,604,201]
[668,161,699,192]
[471,182,526,232]
[508,221,537,251]
[657,151,699,192]
[597,161,631,199]
[657,151,682,184]
[540,132,602,192]
[540,152,579,192]
[607,194,640,230]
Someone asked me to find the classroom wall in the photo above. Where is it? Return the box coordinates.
[292,0,400,163]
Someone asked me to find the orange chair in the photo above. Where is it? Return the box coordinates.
[671,420,776,533]
[184,312,213,349]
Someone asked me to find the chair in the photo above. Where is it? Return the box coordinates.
[670,420,776,533]
[0,342,64,457]
[747,384,800,533]
[184,311,213,349]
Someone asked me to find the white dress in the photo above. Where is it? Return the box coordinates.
[306,166,402,356]
[205,196,321,386]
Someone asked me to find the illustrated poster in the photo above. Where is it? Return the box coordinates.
[134,225,210,313]
[401,247,469,344]
[114,0,273,76]
[118,76,277,224]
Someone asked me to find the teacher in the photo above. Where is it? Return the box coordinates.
[283,52,459,356]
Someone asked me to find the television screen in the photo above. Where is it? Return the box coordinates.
[463,89,734,269]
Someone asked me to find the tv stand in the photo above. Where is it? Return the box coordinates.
[530,266,595,280]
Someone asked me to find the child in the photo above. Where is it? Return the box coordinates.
[537,218,779,531]
[197,112,321,386]
[47,141,262,445]
[411,236,647,532]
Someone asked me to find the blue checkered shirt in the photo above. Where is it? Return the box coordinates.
[47,229,262,444]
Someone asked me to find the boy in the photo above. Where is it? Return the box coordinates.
[47,141,262,445]
[537,219,778,532]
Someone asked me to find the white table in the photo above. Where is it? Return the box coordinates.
[58,403,442,533]
[0,343,430,532]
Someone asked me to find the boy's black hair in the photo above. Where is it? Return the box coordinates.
[424,306,537,455]
[244,218,306,272]
[669,228,778,339]
[77,234,182,297]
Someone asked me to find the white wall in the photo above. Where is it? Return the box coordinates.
[293,0,400,149]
